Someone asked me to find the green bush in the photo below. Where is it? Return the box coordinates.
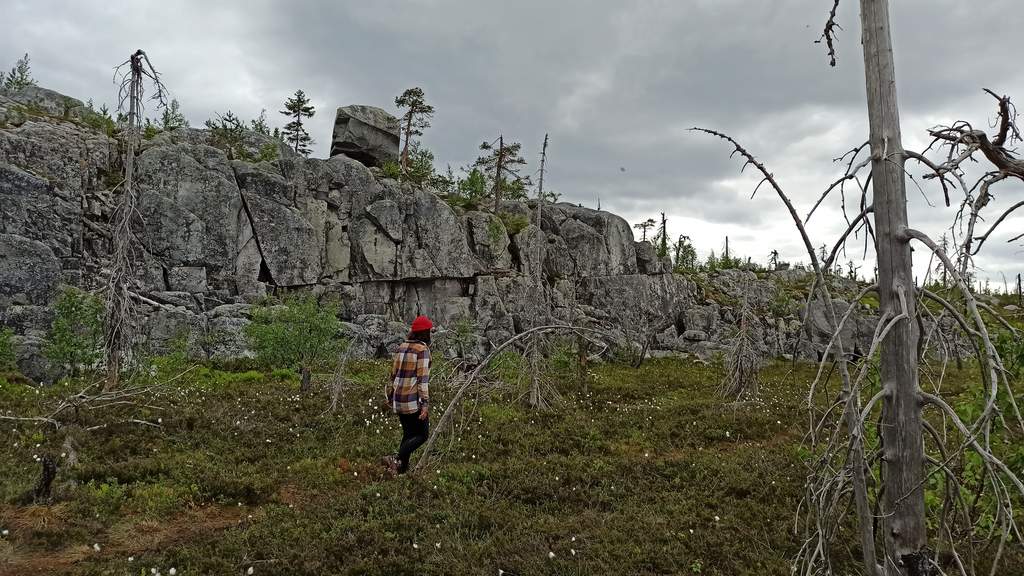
[0,327,15,372]
[244,296,346,387]
[130,482,195,518]
[143,120,160,139]
[404,144,436,186]
[380,160,402,180]
[76,479,128,521]
[43,286,105,377]
[79,105,117,136]
[498,212,529,236]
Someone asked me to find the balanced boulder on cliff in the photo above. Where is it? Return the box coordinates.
[330,105,400,167]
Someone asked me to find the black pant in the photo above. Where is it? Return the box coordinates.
[397,412,429,473]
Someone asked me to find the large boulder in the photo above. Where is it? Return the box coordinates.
[635,241,665,274]
[802,298,859,358]
[510,225,546,278]
[0,85,86,118]
[0,234,61,306]
[330,105,399,168]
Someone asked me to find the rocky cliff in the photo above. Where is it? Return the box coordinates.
[0,84,912,383]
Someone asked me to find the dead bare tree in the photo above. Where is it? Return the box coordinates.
[695,2,1024,574]
[528,133,551,408]
[105,50,167,391]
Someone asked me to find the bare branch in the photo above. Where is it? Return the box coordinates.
[815,0,843,67]
[972,198,1024,254]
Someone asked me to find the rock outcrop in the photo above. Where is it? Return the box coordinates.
[1,84,930,382]
[329,105,400,167]
[0,85,715,380]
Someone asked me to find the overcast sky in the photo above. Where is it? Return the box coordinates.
[4,0,1022,288]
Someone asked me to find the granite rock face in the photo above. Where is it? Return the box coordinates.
[0,85,915,380]
[0,234,61,306]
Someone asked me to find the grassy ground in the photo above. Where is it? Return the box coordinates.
[0,353,1019,575]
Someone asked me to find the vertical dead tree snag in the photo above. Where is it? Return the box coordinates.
[693,2,1024,575]
[106,50,167,390]
[529,133,550,408]
[859,1,927,569]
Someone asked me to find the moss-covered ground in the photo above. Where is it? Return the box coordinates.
[0,353,1020,575]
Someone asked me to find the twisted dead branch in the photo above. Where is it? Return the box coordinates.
[690,126,879,576]
[816,0,842,67]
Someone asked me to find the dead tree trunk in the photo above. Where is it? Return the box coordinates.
[529,134,550,407]
[492,135,505,212]
[860,1,927,573]
[107,50,165,390]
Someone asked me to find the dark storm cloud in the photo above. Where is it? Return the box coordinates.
[1,0,1022,282]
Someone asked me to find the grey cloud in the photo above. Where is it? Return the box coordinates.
[1,0,1021,282]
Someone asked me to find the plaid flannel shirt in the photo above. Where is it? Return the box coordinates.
[386,340,430,414]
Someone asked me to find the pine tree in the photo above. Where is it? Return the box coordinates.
[633,218,656,242]
[654,212,669,258]
[160,99,188,130]
[204,111,245,155]
[395,87,435,172]
[474,136,530,211]
[250,109,271,135]
[673,235,698,272]
[2,53,36,91]
[280,90,315,156]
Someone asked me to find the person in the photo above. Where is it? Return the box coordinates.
[383,315,432,475]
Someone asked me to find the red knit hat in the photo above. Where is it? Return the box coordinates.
[410,315,433,332]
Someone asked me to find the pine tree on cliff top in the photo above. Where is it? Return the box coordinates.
[280,89,315,156]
